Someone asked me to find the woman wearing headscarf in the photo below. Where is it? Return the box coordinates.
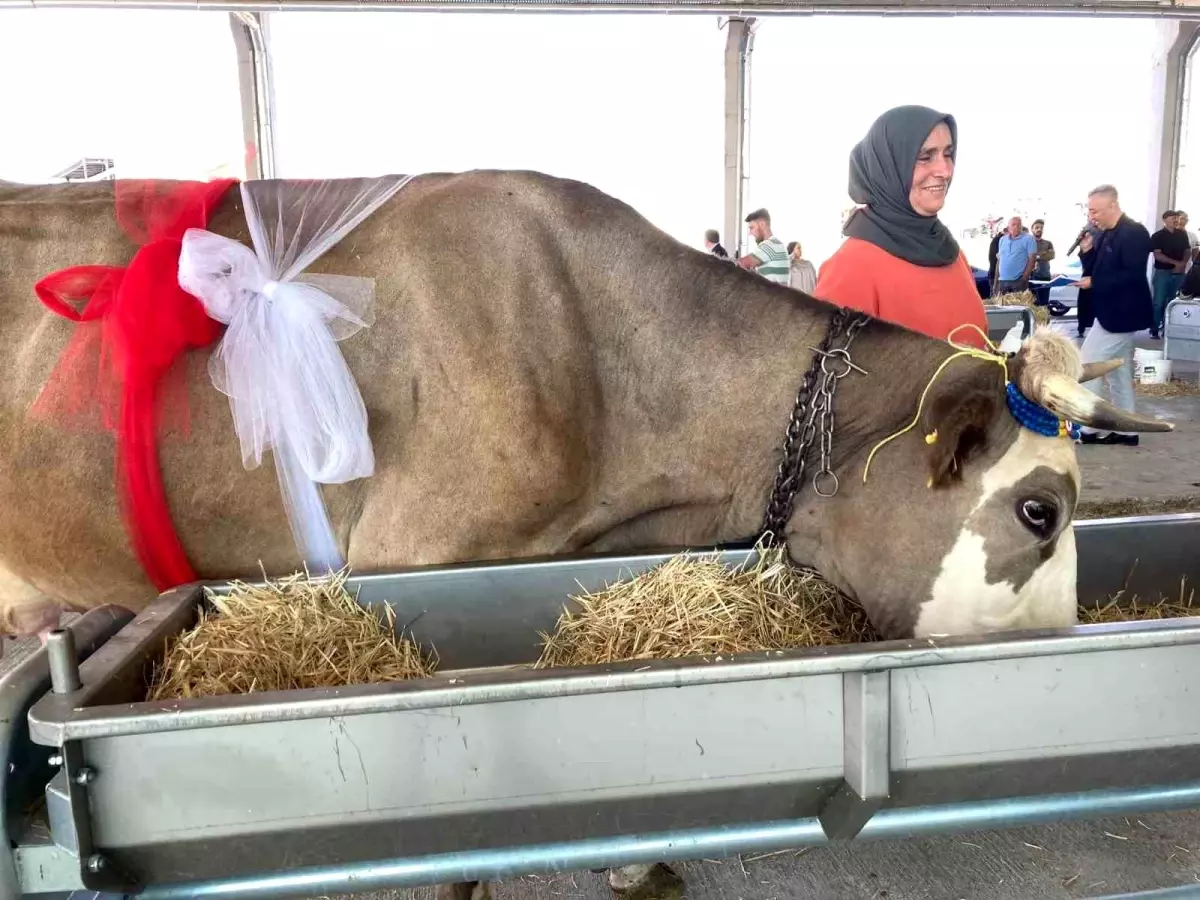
[814,105,987,347]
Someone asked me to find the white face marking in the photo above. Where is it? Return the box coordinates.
[972,428,1080,516]
[916,524,1078,636]
[916,429,1081,637]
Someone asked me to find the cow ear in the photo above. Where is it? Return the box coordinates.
[922,375,1001,489]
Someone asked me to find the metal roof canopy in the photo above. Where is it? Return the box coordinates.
[4,0,1198,257]
[51,158,115,181]
[4,0,1200,15]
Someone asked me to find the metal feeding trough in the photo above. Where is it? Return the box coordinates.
[984,304,1036,343]
[3,515,1200,900]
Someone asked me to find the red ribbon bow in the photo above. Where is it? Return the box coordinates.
[31,179,238,591]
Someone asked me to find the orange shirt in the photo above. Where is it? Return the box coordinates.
[814,237,988,348]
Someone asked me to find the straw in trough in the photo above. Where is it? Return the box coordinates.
[987,289,1051,327]
[148,568,437,701]
[535,543,879,668]
[1079,578,1197,626]
[146,552,1197,700]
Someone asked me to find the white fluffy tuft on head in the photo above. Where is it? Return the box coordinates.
[1018,326,1082,394]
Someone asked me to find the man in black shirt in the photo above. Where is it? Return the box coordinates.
[1149,210,1189,339]
[1030,218,1058,310]
[987,226,1003,295]
[1074,185,1153,446]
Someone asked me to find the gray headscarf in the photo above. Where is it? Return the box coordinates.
[843,105,961,268]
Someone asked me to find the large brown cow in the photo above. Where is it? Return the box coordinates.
[0,170,1166,640]
[0,171,1170,897]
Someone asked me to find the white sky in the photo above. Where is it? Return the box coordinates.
[0,9,1180,272]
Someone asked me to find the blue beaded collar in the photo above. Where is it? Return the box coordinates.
[1005,381,1065,438]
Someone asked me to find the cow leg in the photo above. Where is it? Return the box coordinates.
[608,863,685,899]
[434,880,491,900]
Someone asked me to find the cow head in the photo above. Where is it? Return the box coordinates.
[787,328,1171,640]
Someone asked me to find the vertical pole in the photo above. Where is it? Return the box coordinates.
[230,11,277,180]
[723,17,755,259]
[46,629,81,695]
[1162,25,1200,214]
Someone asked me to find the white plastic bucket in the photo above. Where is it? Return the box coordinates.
[1135,348,1171,384]
[1141,359,1173,384]
[1134,348,1161,379]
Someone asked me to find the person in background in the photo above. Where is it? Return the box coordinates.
[1179,211,1199,270]
[1149,210,1189,338]
[1030,218,1055,305]
[994,216,1038,296]
[1070,222,1101,339]
[987,224,1003,293]
[1072,184,1153,446]
[704,228,729,259]
[814,105,986,346]
[786,241,817,294]
[1180,252,1200,297]
[737,208,790,285]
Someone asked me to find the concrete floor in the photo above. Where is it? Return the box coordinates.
[327,815,1200,899]
[10,340,1200,900]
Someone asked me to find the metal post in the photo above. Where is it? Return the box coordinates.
[1163,24,1200,213]
[45,629,81,695]
[818,671,891,839]
[230,11,277,179]
[723,16,755,258]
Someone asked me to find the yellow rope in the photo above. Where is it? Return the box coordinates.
[860,324,1009,485]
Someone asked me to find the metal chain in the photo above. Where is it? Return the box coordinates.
[760,309,869,546]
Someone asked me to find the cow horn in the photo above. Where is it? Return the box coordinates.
[1035,372,1175,433]
[1079,359,1124,383]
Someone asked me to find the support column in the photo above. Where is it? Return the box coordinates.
[229,11,277,180]
[723,16,755,258]
[1149,22,1200,219]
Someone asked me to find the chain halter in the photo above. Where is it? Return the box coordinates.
[760,307,870,547]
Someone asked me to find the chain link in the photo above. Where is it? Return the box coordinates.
[760,310,869,546]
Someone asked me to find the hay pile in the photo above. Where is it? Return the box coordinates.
[987,289,1051,327]
[535,546,878,669]
[148,569,437,701]
[1079,578,1196,625]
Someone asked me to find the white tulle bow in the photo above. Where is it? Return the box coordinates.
[178,176,412,572]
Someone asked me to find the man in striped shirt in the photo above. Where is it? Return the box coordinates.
[737,208,790,285]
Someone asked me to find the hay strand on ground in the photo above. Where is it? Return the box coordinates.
[1076,495,1200,519]
[1135,379,1200,398]
[535,544,878,669]
[987,289,1051,327]
[148,568,436,701]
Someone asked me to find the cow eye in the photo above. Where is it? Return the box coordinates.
[1017,498,1058,538]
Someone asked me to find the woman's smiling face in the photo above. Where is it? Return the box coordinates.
[909,122,955,217]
